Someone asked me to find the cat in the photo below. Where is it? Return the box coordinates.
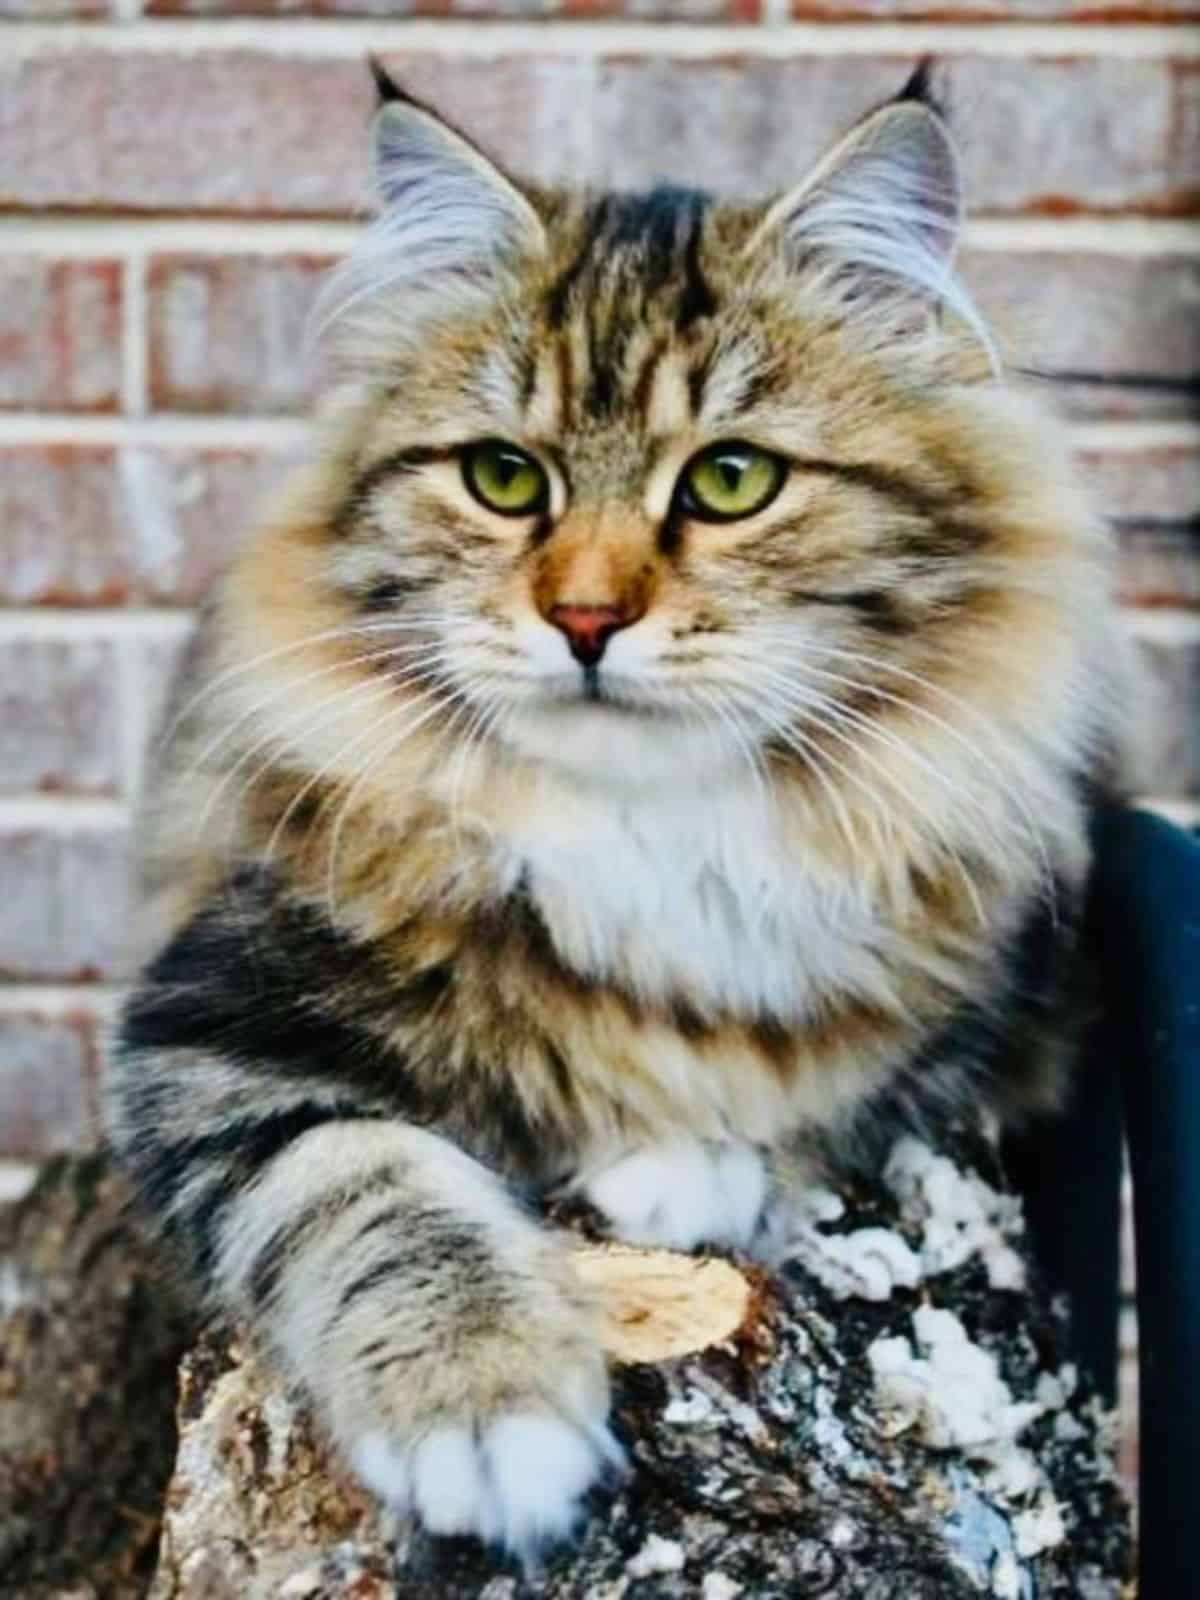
[106,60,1124,1557]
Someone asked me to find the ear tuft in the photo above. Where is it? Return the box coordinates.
[744,76,992,360]
[894,56,942,116]
[313,90,545,370]
[368,97,544,246]
[368,55,406,107]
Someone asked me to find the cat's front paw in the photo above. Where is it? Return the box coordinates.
[353,1402,624,1557]
[580,1138,769,1253]
[334,1301,623,1560]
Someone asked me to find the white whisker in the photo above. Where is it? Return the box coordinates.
[757,659,1009,871]
[158,614,461,749]
[756,674,988,926]
[785,641,1059,915]
[196,663,419,843]
[179,639,446,799]
[685,684,772,814]
[258,671,454,874]
[444,689,510,842]
[323,685,469,923]
[723,684,882,865]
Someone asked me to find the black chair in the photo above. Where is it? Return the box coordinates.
[1005,805,1200,1600]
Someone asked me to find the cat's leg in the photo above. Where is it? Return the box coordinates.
[106,1051,620,1557]
[577,1138,771,1254]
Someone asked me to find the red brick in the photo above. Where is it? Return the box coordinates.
[1117,527,1200,611]
[1077,445,1200,524]
[148,255,331,414]
[789,0,1197,13]
[0,638,122,794]
[146,0,757,15]
[130,627,196,796]
[122,446,294,602]
[0,828,132,981]
[0,445,293,606]
[0,52,369,217]
[0,0,105,14]
[1125,630,1200,796]
[0,1012,96,1158]
[963,252,1200,418]
[0,258,122,413]
[0,447,131,606]
[1085,434,1200,621]
[0,50,1193,218]
[1168,61,1200,212]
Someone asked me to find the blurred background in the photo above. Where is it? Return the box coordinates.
[2,0,1198,1506]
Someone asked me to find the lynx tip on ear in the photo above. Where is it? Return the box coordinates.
[895,58,944,118]
[368,56,406,107]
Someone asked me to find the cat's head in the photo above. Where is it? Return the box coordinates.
[292,64,1094,795]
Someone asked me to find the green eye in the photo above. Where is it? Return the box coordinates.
[678,443,786,522]
[462,440,549,517]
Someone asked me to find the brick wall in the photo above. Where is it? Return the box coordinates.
[4,1,1198,1498]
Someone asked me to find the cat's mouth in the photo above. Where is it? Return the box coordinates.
[580,665,605,704]
[539,665,670,717]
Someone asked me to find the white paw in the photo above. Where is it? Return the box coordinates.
[351,1408,624,1558]
[580,1139,768,1252]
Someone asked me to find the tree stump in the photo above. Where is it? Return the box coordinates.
[140,1127,1131,1600]
[0,1156,192,1599]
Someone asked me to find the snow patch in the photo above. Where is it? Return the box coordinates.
[783,1139,1025,1303]
[868,1305,1042,1457]
[1035,1365,1077,1411]
[991,1549,1023,1599]
[782,1184,922,1301]
[701,1574,744,1600]
[943,1477,1031,1599]
[885,1137,1026,1290]
[690,1372,769,1443]
[0,1260,31,1316]
[829,1516,858,1548]
[628,1534,686,1577]
[868,1305,1069,1589]
[1013,1494,1067,1558]
[663,1387,718,1426]
[1053,1411,1087,1444]
[789,1223,922,1302]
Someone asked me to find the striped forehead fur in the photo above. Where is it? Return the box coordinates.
[316,74,993,386]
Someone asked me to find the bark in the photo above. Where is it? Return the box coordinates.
[0,1156,192,1599]
[0,1131,1134,1600]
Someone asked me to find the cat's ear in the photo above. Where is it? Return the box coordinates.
[313,65,546,358]
[368,61,545,262]
[745,64,967,319]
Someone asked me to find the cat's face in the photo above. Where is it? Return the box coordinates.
[314,75,1033,789]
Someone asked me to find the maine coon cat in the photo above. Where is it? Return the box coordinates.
[107,62,1122,1556]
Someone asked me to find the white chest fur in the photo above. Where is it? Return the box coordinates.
[491,773,892,1021]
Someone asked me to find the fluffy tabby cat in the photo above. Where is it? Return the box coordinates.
[108,63,1122,1555]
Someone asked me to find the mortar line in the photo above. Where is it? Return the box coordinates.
[4,19,1200,58]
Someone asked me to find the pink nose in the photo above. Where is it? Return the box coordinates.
[547,603,630,668]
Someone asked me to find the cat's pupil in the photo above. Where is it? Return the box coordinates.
[718,458,743,491]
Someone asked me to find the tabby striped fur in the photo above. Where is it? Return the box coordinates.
[107,65,1124,1556]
